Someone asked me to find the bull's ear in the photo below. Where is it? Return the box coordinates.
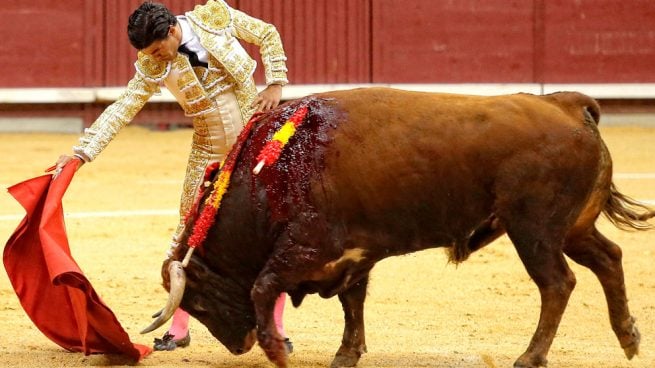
[183,256,209,290]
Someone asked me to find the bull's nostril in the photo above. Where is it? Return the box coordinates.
[235,349,243,354]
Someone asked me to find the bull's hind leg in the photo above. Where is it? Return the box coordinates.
[564,228,640,359]
[504,226,577,368]
[331,276,369,368]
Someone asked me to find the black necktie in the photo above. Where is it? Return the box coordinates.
[178,43,208,68]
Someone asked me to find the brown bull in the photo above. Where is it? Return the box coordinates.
[143,87,654,368]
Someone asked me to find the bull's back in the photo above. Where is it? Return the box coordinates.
[310,88,604,248]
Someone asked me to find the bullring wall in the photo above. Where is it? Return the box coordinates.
[0,0,653,129]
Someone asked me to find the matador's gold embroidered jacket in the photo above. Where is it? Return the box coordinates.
[73,0,288,162]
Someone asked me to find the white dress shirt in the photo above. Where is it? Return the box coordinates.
[177,16,209,65]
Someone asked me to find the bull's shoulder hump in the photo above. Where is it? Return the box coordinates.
[541,91,601,125]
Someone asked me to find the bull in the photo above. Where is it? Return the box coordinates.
[142,87,654,368]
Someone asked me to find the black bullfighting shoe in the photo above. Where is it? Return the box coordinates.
[284,337,294,354]
[153,331,191,351]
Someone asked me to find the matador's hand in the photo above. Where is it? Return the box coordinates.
[47,155,84,178]
[252,84,282,112]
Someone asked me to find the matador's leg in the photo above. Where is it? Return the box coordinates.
[157,91,244,351]
[167,135,219,258]
[168,89,245,257]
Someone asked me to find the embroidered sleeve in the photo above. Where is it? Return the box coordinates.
[230,7,289,86]
[73,75,157,162]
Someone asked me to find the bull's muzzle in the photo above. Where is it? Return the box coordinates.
[140,260,187,334]
[231,329,258,355]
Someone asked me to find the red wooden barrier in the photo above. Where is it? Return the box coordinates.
[371,0,535,83]
[542,0,655,83]
[237,0,371,84]
[1,1,653,86]
[0,1,88,87]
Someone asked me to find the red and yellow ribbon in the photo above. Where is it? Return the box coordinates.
[253,105,308,174]
[186,113,262,249]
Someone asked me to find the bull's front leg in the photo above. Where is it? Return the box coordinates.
[331,275,369,368]
[251,273,288,368]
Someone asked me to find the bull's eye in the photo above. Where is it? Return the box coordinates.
[191,295,209,313]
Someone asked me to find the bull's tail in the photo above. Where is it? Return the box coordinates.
[603,183,655,230]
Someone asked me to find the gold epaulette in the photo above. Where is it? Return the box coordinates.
[187,0,231,34]
[135,52,171,83]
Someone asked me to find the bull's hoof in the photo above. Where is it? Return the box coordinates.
[258,332,288,368]
[621,325,640,359]
[330,348,363,368]
[330,354,360,368]
[623,343,639,360]
[330,343,366,368]
[266,346,288,368]
[330,343,367,368]
[513,354,547,368]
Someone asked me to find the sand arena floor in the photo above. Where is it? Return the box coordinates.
[0,125,654,367]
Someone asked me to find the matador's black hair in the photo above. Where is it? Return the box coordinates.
[127,1,178,49]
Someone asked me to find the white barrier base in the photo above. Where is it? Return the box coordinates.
[0,117,83,133]
[2,84,655,104]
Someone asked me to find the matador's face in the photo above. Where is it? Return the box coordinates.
[141,25,182,62]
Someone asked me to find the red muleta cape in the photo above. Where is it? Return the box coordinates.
[3,160,151,360]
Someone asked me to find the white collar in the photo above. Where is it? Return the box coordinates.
[177,16,194,45]
[175,15,209,63]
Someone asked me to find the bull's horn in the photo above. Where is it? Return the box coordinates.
[140,260,186,334]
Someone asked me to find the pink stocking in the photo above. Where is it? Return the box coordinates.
[273,293,287,337]
[168,308,190,339]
